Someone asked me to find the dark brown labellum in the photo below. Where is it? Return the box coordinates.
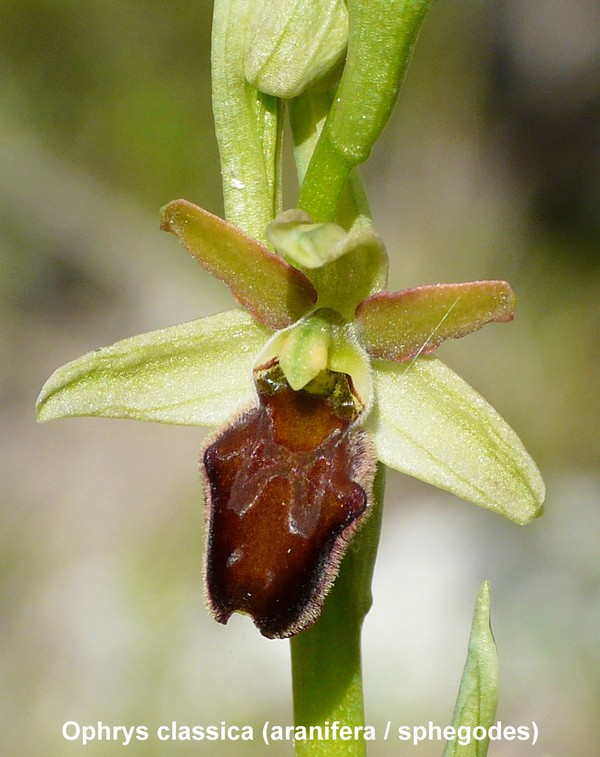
[202,363,374,639]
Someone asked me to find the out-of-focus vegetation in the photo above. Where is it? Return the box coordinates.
[1,1,599,755]
[2,0,219,209]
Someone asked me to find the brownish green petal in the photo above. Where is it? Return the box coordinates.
[161,199,317,330]
[355,281,516,362]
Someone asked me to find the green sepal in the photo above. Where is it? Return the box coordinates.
[266,209,387,319]
[443,581,499,757]
[244,0,348,99]
[367,357,545,524]
[277,223,388,320]
[266,209,349,268]
[308,225,387,319]
[161,199,316,330]
[36,309,270,427]
[356,281,516,362]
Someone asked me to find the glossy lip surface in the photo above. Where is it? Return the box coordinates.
[202,364,374,638]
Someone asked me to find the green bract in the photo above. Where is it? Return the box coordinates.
[443,581,499,757]
[36,204,545,526]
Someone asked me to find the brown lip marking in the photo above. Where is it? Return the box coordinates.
[202,365,375,638]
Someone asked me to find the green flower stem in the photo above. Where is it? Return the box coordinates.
[212,0,283,242]
[298,128,353,224]
[213,3,430,751]
[290,89,370,231]
[298,0,433,222]
[289,56,386,755]
[336,172,372,233]
[290,465,385,756]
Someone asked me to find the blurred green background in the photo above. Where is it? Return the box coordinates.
[1,1,599,755]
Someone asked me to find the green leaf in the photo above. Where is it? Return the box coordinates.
[289,88,373,232]
[367,357,545,524]
[327,0,434,164]
[245,0,348,99]
[356,281,516,362]
[443,581,498,757]
[36,309,270,427]
[161,199,317,330]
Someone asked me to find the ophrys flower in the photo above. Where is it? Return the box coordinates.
[36,201,545,637]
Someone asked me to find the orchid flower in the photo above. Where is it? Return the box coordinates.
[33,1,549,751]
[36,200,544,639]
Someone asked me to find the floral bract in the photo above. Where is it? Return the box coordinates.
[36,200,545,637]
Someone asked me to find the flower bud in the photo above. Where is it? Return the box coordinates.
[245,0,348,98]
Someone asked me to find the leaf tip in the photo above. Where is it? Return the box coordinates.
[512,471,546,525]
[478,578,491,605]
[35,370,73,424]
[35,387,61,424]
[34,395,50,424]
